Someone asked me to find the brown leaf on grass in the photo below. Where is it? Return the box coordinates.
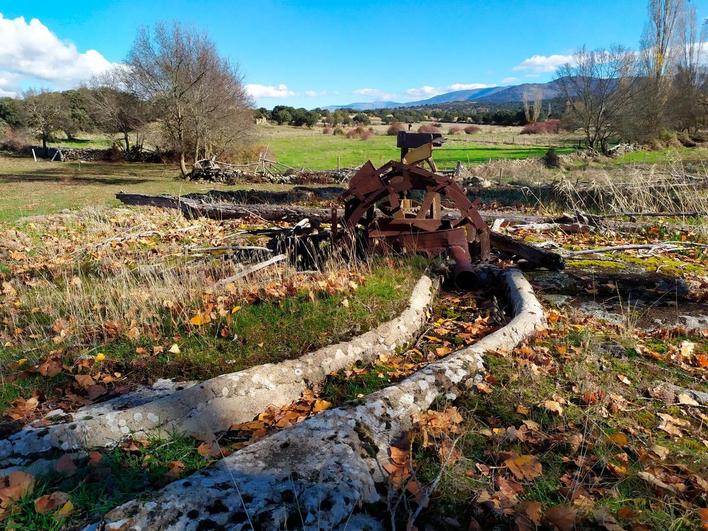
[543,399,563,415]
[38,358,62,378]
[543,505,577,531]
[55,454,76,476]
[606,462,627,477]
[88,451,103,466]
[657,412,690,437]
[165,460,185,479]
[74,374,96,389]
[475,382,492,394]
[582,389,605,405]
[0,471,35,504]
[55,500,74,518]
[677,393,699,407]
[607,432,628,447]
[197,441,221,458]
[649,444,669,460]
[5,396,39,420]
[515,500,542,526]
[516,404,530,416]
[34,491,69,514]
[504,455,543,481]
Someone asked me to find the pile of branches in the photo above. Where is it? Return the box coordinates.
[187,157,356,185]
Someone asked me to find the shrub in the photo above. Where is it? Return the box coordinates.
[387,122,406,136]
[448,126,464,135]
[520,119,561,135]
[333,127,345,136]
[346,126,374,140]
[0,126,31,152]
[418,124,440,133]
[353,113,371,125]
[542,148,560,168]
[464,125,481,134]
[322,126,332,135]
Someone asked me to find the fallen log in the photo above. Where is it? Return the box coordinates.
[0,276,436,469]
[490,231,564,270]
[117,193,565,270]
[116,192,336,223]
[94,268,544,530]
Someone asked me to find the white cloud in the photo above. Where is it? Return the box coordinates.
[0,13,117,95]
[501,76,518,84]
[353,87,397,101]
[513,54,575,74]
[245,83,295,98]
[405,83,491,99]
[304,89,328,97]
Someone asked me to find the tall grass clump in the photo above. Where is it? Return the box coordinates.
[464,125,482,134]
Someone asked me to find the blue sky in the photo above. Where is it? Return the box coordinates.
[1,0,706,107]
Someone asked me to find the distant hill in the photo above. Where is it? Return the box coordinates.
[327,78,582,111]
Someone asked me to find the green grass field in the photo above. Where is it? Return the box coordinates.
[260,127,572,170]
[0,156,289,223]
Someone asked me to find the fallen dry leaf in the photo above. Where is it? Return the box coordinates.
[543,399,564,415]
[677,393,699,407]
[544,505,577,531]
[55,500,73,518]
[505,454,543,481]
[34,491,69,514]
[607,432,628,447]
[197,441,221,458]
[0,470,35,504]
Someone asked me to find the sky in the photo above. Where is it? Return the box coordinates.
[1,0,706,108]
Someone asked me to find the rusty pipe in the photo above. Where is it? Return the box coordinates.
[448,245,476,290]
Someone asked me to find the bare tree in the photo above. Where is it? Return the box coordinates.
[125,22,253,176]
[556,46,638,153]
[86,70,149,153]
[522,88,544,123]
[670,6,707,133]
[635,0,683,140]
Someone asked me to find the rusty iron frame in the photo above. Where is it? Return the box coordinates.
[337,133,491,285]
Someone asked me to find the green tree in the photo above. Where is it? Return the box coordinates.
[0,97,26,128]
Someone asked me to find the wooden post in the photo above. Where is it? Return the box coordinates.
[31,149,37,162]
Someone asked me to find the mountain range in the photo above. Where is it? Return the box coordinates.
[325,78,569,111]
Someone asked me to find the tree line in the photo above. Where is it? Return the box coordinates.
[0,22,254,176]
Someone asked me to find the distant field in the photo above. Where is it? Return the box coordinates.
[2,124,705,223]
[258,125,573,170]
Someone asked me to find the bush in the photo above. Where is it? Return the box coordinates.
[333,127,345,136]
[464,125,481,134]
[353,113,371,125]
[542,148,560,168]
[346,126,374,140]
[418,124,440,133]
[520,119,561,135]
[0,126,31,152]
[448,126,464,135]
[322,126,332,135]
[387,122,406,136]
